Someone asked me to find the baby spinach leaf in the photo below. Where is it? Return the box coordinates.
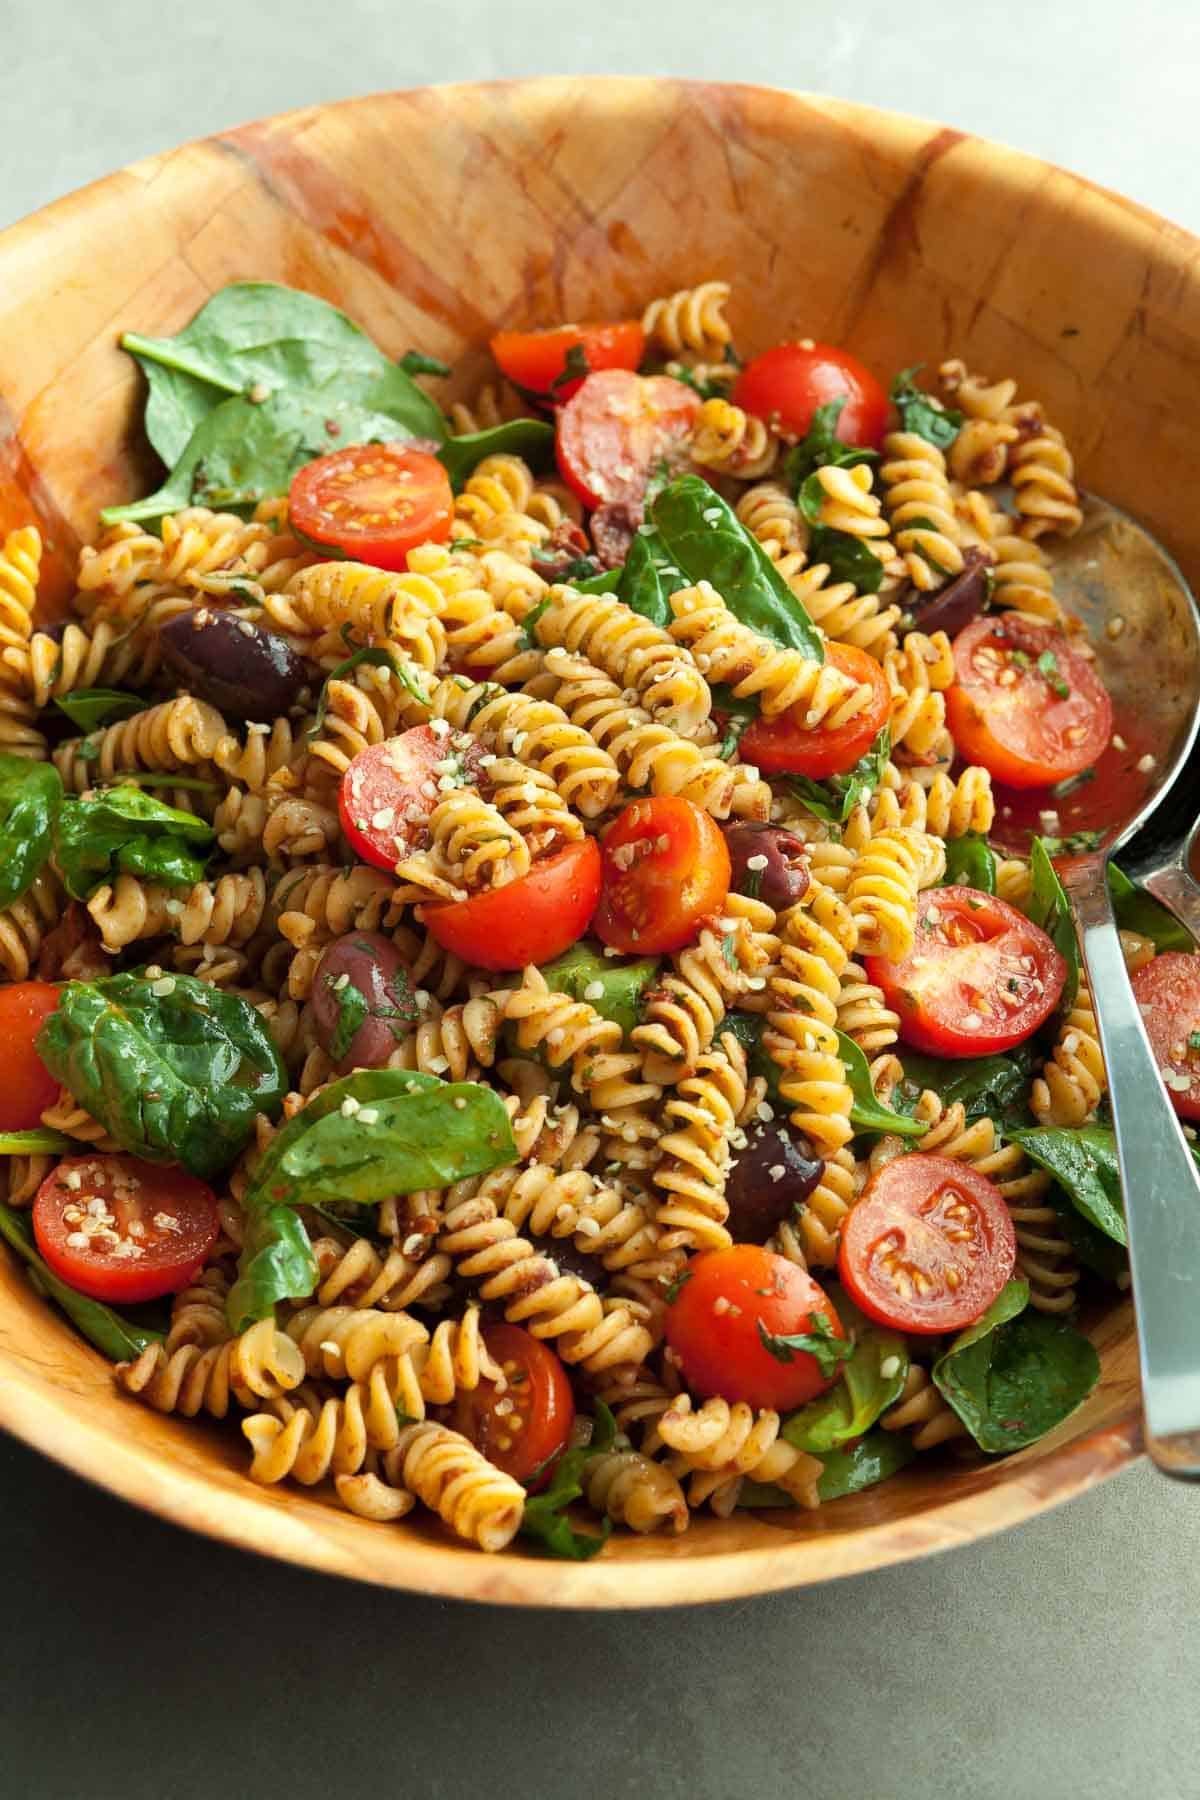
[0,1199,165,1361]
[939,833,998,894]
[308,644,431,740]
[0,1129,75,1154]
[784,727,890,825]
[806,526,886,595]
[243,1069,516,1215]
[614,527,689,629]
[0,754,61,913]
[894,1047,1035,1127]
[738,1428,917,1505]
[120,281,447,465]
[437,419,555,491]
[37,971,286,1180]
[1108,864,1194,952]
[1027,835,1080,1012]
[539,942,660,1038]
[102,385,425,526]
[1048,1194,1129,1283]
[225,1204,319,1333]
[54,785,214,900]
[838,1029,928,1138]
[782,397,878,489]
[519,1402,617,1560]
[570,567,623,595]
[782,1290,908,1453]
[1007,1123,1126,1245]
[934,1281,1099,1453]
[889,365,963,449]
[54,689,146,732]
[721,1011,784,1105]
[651,475,824,659]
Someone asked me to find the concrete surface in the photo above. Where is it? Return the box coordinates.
[1,2,1198,1796]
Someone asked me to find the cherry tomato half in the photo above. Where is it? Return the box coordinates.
[593,796,730,955]
[33,1155,220,1305]
[0,981,60,1131]
[740,642,892,779]
[289,444,453,571]
[839,1153,1017,1335]
[733,342,889,448]
[1131,953,1200,1120]
[448,1323,575,1484]
[339,727,487,873]
[866,885,1067,1058]
[491,321,645,402]
[555,369,700,509]
[666,1246,846,1411]
[423,838,602,972]
[945,616,1113,790]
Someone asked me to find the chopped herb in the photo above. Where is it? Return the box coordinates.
[720,931,739,970]
[1189,1032,1200,1053]
[1040,829,1104,856]
[326,975,370,1064]
[663,1269,692,1304]
[756,1314,854,1379]
[398,350,452,379]
[549,343,590,397]
[1037,649,1069,698]
[888,365,963,449]
[1049,768,1095,799]
[1009,648,1032,670]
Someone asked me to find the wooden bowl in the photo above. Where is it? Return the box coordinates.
[0,77,1188,1606]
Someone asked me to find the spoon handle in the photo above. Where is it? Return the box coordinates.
[1060,855,1200,1478]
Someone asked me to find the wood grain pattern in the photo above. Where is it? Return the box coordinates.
[0,76,1189,1606]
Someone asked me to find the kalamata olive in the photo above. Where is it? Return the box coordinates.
[722,823,810,912]
[905,546,993,640]
[725,1121,824,1244]
[539,1233,607,1292]
[590,500,644,569]
[158,607,318,722]
[311,932,419,1073]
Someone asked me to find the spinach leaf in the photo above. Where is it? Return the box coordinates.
[399,350,452,379]
[737,1428,916,1507]
[54,689,146,732]
[709,685,759,760]
[806,526,886,595]
[519,1402,616,1560]
[309,644,431,740]
[1027,835,1080,1012]
[934,1280,1099,1453]
[0,1129,74,1154]
[1109,864,1194,952]
[782,1290,908,1453]
[119,281,447,466]
[838,1029,928,1138]
[614,527,690,629]
[784,727,890,825]
[894,1047,1035,1127]
[568,568,622,595]
[539,942,660,1038]
[0,754,61,912]
[1007,1123,1126,1245]
[0,1199,164,1360]
[939,833,998,894]
[1049,1194,1129,1283]
[437,419,555,492]
[721,1011,783,1104]
[889,365,963,449]
[651,475,824,659]
[37,971,286,1180]
[226,1204,319,1334]
[102,385,427,526]
[242,1069,517,1215]
[782,398,878,489]
[54,786,214,900]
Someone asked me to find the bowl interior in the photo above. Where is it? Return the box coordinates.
[2,76,1193,1604]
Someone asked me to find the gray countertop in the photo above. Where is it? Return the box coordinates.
[2,3,1198,1795]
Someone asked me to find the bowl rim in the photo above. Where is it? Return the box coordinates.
[0,74,1168,1605]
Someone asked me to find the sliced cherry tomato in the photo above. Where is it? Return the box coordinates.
[0,981,60,1131]
[448,1324,574,1484]
[289,444,453,571]
[839,1153,1017,1334]
[338,727,487,873]
[593,797,730,955]
[866,885,1067,1057]
[1131,953,1200,1119]
[740,642,892,778]
[665,1246,846,1410]
[733,342,888,447]
[423,839,602,972]
[491,321,645,402]
[33,1154,219,1305]
[555,369,700,509]
[945,616,1113,789]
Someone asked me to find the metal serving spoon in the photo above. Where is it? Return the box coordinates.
[1001,495,1200,1478]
